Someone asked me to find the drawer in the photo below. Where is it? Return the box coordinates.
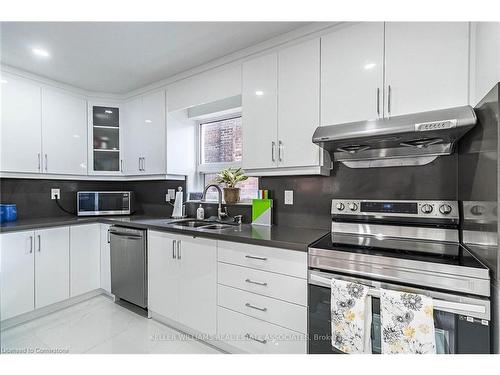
[218,284,307,333]
[217,307,307,354]
[217,240,307,279]
[218,262,307,306]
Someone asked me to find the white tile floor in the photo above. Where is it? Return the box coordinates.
[0,295,222,354]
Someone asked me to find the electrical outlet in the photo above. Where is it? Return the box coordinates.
[284,190,294,205]
[167,189,176,201]
[51,188,60,200]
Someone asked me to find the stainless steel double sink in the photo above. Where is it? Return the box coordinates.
[166,218,238,231]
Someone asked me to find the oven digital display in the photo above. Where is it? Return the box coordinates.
[360,201,418,214]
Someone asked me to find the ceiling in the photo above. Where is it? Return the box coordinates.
[0,22,309,94]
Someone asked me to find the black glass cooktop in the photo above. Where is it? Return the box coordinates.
[310,233,488,270]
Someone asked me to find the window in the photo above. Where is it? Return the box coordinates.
[200,116,242,165]
[203,173,259,201]
[198,115,258,201]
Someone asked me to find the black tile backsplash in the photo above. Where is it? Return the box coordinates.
[0,178,185,219]
[259,155,458,229]
[1,155,457,227]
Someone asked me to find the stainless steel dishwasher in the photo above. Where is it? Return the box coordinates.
[109,225,147,309]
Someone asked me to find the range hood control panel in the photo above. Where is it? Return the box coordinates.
[331,199,459,220]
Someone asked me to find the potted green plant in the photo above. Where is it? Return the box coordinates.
[215,167,248,204]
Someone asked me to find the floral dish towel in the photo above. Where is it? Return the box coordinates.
[380,289,436,354]
[331,278,372,354]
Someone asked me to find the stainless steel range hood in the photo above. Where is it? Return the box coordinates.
[312,106,477,168]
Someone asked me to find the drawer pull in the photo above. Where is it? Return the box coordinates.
[245,255,268,261]
[245,302,267,312]
[245,278,268,286]
[245,333,267,344]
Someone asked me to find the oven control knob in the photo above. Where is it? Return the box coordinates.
[348,203,358,211]
[336,202,345,211]
[439,204,452,215]
[421,204,433,214]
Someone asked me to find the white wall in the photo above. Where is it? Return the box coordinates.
[166,64,242,112]
[166,108,198,192]
[471,22,500,106]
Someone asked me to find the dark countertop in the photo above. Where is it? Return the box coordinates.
[0,216,329,252]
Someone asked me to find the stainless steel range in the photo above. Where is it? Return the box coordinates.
[308,199,491,354]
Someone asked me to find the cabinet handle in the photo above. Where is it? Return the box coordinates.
[172,240,177,259]
[29,236,33,254]
[271,141,276,162]
[245,302,268,312]
[37,235,41,252]
[177,240,181,260]
[120,159,124,172]
[44,154,48,172]
[37,153,41,171]
[107,229,111,243]
[142,157,146,171]
[376,88,380,117]
[138,157,142,171]
[278,140,283,162]
[244,333,267,344]
[245,255,267,261]
[245,278,267,286]
[387,85,392,117]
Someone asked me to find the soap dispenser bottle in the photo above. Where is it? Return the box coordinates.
[196,204,205,220]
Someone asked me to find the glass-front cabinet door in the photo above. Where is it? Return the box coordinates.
[88,103,122,174]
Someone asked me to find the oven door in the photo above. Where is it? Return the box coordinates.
[308,270,491,354]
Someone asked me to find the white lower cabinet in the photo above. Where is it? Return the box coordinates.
[0,231,35,321]
[217,307,307,354]
[218,262,307,306]
[216,242,308,353]
[34,227,70,309]
[148,230,217,336]
[218,284,307,334]
[1,227,70,321]
[148,231,180,322]
[70,224,101,297]
[99,224,112,293]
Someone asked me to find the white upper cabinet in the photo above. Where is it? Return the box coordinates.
[278,38,321,168]
[122,97,143,174]
[385,22,469,117]
[41,88,87,175]
[321,22,385,125]
[34,227,70,309]
[141,90,166,175]
[123,90,166,175]
[0,74,42,173]
[242,53,278,170]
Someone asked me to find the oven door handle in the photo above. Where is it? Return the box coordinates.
[309,272,489,319]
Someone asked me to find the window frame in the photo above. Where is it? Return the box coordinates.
[197,113,243,174]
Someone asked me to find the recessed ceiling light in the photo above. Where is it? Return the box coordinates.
[104,110,113,114]
[364,63,376,70]
[145,119,152,123]
[32,48,50,58]
[255,90,264,96]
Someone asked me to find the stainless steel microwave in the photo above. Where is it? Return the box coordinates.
[77,191,131,216]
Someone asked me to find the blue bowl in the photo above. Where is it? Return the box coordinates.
[0,204,17,223]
